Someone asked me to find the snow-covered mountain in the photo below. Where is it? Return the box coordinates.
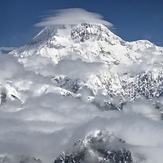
[1,23,163,163]
[10,23,163,102]
[54,130,133,163]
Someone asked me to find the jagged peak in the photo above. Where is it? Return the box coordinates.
[70,23,121,42]
[27,23,118,46]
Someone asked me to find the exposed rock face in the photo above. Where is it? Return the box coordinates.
[54,148,132,163]
[0,87,7,105]
[0,92,7,105]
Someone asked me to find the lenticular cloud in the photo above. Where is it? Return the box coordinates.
[35,8,113,27]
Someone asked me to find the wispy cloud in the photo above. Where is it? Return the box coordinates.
[35,8,113,27]
[0,47,16,54]
[0,46,16,51]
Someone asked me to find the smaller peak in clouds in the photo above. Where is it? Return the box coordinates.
[35,8,113,28]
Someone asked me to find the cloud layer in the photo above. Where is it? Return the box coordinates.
[35,8,113,27]
[1,50,163,163]
[0,47,16,51]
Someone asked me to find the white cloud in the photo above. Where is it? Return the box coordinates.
[0,47,16,54]
[35,8,113,27]
[53,59,107,80]
[0,53,24,83]
[0,47,16,51]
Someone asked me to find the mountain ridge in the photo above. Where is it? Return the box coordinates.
[9,23,163,101]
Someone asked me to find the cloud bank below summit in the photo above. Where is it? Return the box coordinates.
[35,8,113,27]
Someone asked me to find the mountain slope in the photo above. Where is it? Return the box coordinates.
[10,23,163,101]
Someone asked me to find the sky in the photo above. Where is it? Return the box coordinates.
[0,0,163,50]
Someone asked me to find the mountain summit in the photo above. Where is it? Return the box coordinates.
[12,23,124,62]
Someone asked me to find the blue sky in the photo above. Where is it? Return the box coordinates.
[0,0,163,49]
